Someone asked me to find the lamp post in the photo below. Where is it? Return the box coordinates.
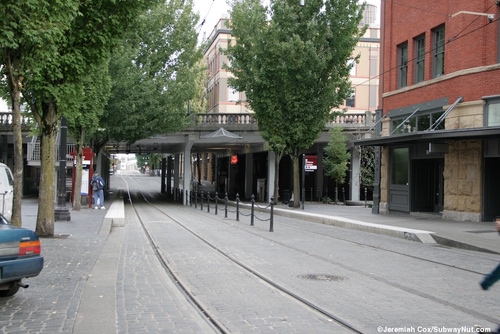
[55,117,71,221]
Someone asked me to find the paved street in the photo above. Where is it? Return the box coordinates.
[0,173,499,333]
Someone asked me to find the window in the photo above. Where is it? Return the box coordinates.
[485,97,500,126]
[397,42,408,88]
[391,110,445,134]
[348,59,356,76]
[391,148,409,185]
[433,25,445,78]
[414,35,425,83]
[346,92,355,107]
[228,89,239,102]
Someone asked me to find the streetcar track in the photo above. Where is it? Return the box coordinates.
[120,174,499,328]
[122,175,366,333]
[168,201,500,325]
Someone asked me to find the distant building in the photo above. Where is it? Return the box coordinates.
[357,0,500,222]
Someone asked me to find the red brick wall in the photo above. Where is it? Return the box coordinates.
[382,0,499,110]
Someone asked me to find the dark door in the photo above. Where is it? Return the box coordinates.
[484,157,500,221]
[412,159,443,213]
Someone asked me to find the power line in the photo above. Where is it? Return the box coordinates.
[353,15,499,90]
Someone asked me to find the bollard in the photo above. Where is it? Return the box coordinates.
[364,187,368,208]
[342,187,345,205]
[269,196,274,232]
[318,189,321,203]
[311,187,313,203]
[236,193,240,222]
[326,187,329,200]
[207,192,210,213]
[251,194,255,226]
[200,191,204,211]
[194,191,198,209]
[224,192,228,218]
[215,192,219,215]
[190,191,193,207]
[186,190,189,206]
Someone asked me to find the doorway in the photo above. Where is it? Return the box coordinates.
[411,158,444,213]
[484,157,500,222]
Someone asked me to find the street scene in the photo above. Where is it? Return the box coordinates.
[0,172,498,333]
[1,0,500,333]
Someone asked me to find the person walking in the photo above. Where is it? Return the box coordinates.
[90,172,106,209]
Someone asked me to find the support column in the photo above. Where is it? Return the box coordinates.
[244,153,253,199]
[182,135,195,206]
[350,147,361,202]
[267,151,276,202]
[161,157,166,194]
[173,153,180,199]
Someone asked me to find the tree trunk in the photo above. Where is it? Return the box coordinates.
[4,54,24,226]
[292,154,301,208]
[35,102,58,237]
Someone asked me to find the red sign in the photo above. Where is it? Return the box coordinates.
[304,155,317,171]
[231,155,238,165]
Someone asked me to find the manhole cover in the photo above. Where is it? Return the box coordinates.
[299,274,346,281]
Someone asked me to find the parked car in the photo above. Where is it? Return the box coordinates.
[0,214,44,297]
[0,163,14,221]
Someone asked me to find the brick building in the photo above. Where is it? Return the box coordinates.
[358,0,500,222]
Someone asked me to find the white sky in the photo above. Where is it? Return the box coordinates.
[194,0,381,41]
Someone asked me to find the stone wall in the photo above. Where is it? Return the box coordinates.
[442,140,482,222]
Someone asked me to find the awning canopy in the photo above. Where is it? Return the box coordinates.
[355,126,500,146]
[200,127,242,139]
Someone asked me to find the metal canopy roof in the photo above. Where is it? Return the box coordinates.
[355,126,500,146]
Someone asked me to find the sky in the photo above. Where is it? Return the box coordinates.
[194,0,381,41]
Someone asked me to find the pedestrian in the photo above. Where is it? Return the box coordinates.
[90,171,106,210]
[480,220,500,290]
[479,219,500,333]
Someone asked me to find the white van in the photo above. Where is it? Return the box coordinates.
[0,163,14,221]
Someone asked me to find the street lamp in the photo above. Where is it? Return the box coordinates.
[300,0,304,5]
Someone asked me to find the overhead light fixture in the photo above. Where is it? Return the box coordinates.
[451,11,495,22]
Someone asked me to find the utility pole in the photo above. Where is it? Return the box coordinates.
[55,117,71,221]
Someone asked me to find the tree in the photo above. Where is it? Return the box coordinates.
[323,126,350,203]
[96,0,203,148]
[225,0,365,207]
[0,1,79,226]
[63,60,112,211]
[21,0,161,236]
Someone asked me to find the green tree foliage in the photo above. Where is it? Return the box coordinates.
[0,0,79,226]
[97,0,203,147]
[323,126,350,202]
[19,0,160,236]
[225,0,365,207]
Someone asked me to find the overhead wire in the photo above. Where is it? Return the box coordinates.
[353,5,499,90]
[196,0,217,36]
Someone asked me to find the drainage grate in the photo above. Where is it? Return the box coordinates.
[299,274,346,281]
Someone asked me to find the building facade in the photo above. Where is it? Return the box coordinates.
[201,8,380,202]
[358,0,500,222]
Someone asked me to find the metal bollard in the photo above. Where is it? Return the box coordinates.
[215,192,219,215]
[269,196,274,232]
[311,187,313,203]
[200,191,204,211]
[318,189,321,203]
[364,187,368,208]
[342,187,345,205]
[194,191,198,209]
[186,190,189,206]
[190,190,193,207]
[251,194,255,226]
[224,192,228,218]
[236,193,240,222]
[207,192,210,213]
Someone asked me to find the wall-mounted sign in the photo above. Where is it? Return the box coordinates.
[304,155,317,171]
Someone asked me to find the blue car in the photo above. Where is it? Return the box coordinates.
[0,214,43,297]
